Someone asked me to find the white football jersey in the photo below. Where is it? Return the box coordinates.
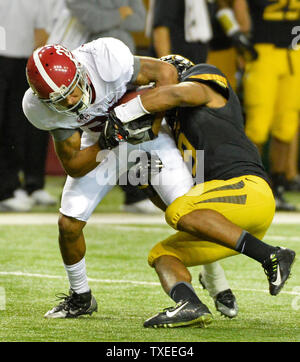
[22,37,134,133]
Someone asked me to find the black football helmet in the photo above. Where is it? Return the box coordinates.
[160,54,194,79]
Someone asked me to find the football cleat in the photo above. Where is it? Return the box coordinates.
[275,195,297,212]
[214,289,238,318]
[273,185,297,212]
[44,289,98,318]
[31,189,56,206]
[143,299,212,328]
[199,273,238,318]
[262,247,296,296]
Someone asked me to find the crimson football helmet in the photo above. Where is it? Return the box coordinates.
[26,44,92,116]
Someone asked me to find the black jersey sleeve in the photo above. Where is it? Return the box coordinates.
[181,64,230,99]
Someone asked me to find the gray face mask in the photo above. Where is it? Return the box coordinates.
[42,64,92,117]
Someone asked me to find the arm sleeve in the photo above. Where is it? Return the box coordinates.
[130,56,141,83]
[153,0,180,29]
[65,0,122,33]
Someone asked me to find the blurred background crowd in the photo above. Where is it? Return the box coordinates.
[1,0,300,213]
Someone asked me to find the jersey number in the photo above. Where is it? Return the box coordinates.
[263,0,300,21]
[177,132,197,177]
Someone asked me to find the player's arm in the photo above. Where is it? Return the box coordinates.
[53,130,101,178]
[216,0,250,33]
[34,28,49,49]
[134,56,178,87]
[215,0,257,61]
[103,80,226,146]
[152,26,172,58]
[109,80,226,131]
[140,81,226,113]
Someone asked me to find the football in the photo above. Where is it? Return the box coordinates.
[116,86,153,105]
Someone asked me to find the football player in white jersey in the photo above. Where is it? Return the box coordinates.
[23,37,236,319]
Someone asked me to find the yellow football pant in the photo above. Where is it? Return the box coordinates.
[243,44,300,144]
[148,175,275,267]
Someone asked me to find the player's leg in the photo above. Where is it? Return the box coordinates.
[44,212,98,319]
[144,254,212,328]
[153,255,237,317]
[269,49,300,210]
[199,262,238,318]
[243,44,279,151]
[285,129,300,189]
[44,143,121,318]
[144,231,237,328]
[141,128,237,316]
[166,176,295,296]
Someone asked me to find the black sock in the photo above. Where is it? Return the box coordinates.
[169,282,201,304]
[235,231,276,263]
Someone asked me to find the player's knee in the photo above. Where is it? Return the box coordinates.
[245,125,269,145]
[177,211,198,233]
[148,242,164,267]
[272,124,298,143]
[58,213,85,241]
[148,242,187,271]
[177,209,213,234]
[165,198,186,229]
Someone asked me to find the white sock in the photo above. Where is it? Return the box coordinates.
[201,262,230,298]
[64,257,90,294]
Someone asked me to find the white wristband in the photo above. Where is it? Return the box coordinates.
[216,8,240,37]
[114,95,150,124]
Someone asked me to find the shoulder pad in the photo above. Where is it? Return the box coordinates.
[181,64,229,90]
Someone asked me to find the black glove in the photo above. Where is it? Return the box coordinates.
[103,109,156,146]
[98,112,128,150]
[231,31,258,61]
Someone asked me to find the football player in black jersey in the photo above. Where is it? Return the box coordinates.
[106,55,296,328]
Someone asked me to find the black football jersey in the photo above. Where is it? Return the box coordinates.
[169,64,269,183]
[247,0,300,47]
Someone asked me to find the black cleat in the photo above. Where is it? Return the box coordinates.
[285,175,300,191]
[273,185,297,212]
[199,273,238,318]
[44,289,98,318]
[275,196,297,212]
[262,247,296,296]
[143,299,212,328]
[214,289,238,318]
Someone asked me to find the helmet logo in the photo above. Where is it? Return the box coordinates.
[53,45,75,62]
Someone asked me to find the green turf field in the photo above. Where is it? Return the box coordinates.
[0,177,299,342]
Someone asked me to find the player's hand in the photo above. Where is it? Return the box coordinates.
[124,115,156,145]
[231,31,258,61]
[105,109,156,146]
[98,112,128,150]
[119,6,133,20]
